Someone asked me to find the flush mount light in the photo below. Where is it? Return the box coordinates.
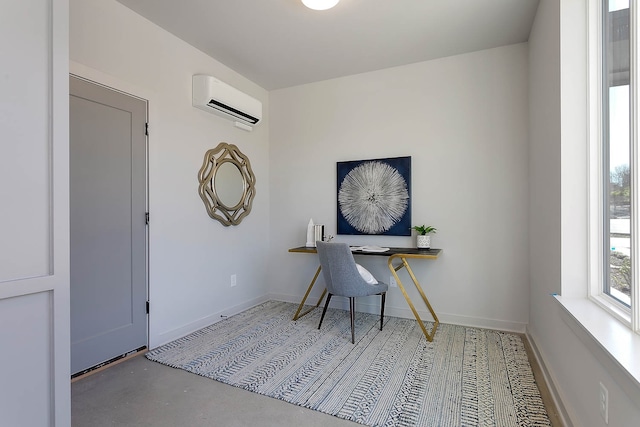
[302,0,340,11]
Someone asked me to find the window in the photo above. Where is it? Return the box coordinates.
[604,0,631,307]
[590,0,639,332]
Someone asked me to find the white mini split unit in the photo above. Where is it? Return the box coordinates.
[192,74,262,131]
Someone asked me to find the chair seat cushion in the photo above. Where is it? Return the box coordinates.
[356,264,378,285]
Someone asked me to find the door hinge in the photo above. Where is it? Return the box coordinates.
[145,212,149,224]
[145,122,149,136]
[146,301,150,314]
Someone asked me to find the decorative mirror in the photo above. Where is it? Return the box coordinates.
[198,142,256,226]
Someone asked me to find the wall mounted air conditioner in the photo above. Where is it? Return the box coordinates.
[192,74,262,130]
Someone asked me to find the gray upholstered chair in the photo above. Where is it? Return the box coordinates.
[316,241,388,344]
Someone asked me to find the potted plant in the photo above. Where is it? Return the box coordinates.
[411,225,437,249]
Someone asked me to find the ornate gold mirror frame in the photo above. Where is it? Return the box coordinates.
[197,142,256,226]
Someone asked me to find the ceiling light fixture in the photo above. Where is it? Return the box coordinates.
[302,0,340,11]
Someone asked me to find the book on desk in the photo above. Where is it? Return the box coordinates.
[349,245,389,253]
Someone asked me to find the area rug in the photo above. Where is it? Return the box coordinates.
[146,301,551,426]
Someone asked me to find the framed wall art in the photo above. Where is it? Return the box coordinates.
[337,156,411,236]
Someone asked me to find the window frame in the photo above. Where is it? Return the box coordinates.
[588,0,640,332]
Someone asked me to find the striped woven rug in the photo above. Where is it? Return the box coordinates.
[146,300,551,426]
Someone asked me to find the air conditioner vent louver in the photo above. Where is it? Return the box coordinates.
[206,99,260,124]
[192,75,262,128]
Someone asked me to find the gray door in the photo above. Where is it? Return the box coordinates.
[70,76,148,375]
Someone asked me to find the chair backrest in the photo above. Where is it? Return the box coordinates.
[316,241,381,297]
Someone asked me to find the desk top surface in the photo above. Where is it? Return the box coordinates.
[288,246,442,258]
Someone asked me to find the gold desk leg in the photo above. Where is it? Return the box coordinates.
[292,265,326,321]
[388,257,439,342]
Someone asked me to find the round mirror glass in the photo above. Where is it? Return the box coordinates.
[214,162,244,208]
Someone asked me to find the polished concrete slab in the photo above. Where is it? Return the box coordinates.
[72,354,359,426]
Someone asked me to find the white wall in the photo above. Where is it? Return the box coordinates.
[269,44,530,332]
[70,0,271,347]
[528,1,640,426]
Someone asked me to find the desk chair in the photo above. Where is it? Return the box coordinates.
[316,241,389,344]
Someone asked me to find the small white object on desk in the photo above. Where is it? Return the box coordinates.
[305,219,315,247]
[350,245,390,253]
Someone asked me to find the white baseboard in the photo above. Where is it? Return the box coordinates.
[268,292,527,333]
[152,292,527,349]
[150,295,270,348]
[525,327,574,427]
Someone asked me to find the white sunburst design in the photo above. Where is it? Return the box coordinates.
[338,161,409,234]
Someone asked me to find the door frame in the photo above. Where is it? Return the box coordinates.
[70,64,152,353]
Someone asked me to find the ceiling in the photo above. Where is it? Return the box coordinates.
[115,0,540,90]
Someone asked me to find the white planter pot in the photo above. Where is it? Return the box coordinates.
[417,234,431,249]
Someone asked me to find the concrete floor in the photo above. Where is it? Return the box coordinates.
[72,354,359,427]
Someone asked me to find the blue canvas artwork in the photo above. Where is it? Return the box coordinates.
[337,156,411,236]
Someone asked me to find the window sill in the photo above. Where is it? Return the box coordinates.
[555,296,640,402]
[590,293,632,326]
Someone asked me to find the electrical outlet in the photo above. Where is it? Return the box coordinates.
[599,382,609,424]
[230,274,237,287]
[389,275,397,287]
